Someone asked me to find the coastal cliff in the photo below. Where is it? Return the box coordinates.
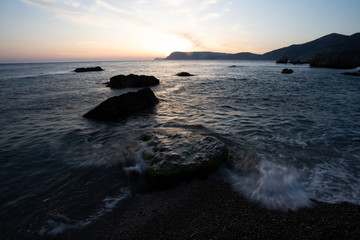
[164,33,360,65]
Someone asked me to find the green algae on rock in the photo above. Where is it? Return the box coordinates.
[138,130,228,183]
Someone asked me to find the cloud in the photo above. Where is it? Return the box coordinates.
[171,31,206,49]
[64,1,80,8]
[20,0,233,51]
[201,0,217,8]
[95,0,130,16]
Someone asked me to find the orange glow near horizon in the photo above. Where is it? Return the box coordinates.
[1,0,359,63]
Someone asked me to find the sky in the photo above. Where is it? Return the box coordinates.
[0,0,359,63]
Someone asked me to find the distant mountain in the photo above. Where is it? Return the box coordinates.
[164,33,360,62]
[262,33,360,61]
[165,51,261,60]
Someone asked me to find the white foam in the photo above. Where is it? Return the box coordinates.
[304,161,360,205]
[39,188,131,236]
[224,160,312,211]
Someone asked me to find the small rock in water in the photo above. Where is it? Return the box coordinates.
[281,68,293,74]
[138,129,228,185]
[342,70,360,76]
[74,66,104,72]
[176,72,194,76]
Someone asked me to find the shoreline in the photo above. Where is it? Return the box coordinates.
[46,175,359,240]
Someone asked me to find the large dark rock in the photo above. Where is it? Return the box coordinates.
[138,130,228,184]
[176,72,194,76]
[276,56,288,64]
[83,88,159,120]
[309,51,359,69]
[74,66,104,72]
[106,74,159,88]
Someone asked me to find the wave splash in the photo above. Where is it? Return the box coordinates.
[224,160,312,211]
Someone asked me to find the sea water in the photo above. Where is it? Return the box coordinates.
[0,60,359,236]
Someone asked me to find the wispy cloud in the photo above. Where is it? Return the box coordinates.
[20,0,234,51]
[95,0,130,16]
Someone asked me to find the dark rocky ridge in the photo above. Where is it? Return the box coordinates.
[164,33,360,65]
[166,51,262,60]
[83,88,159,121]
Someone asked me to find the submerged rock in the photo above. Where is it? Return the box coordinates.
[138,130,228,184]
[176,72,194,76]
[289,59,307,65]
[83,87,159,120]
[74,66,104,72]
[227,148,259,173]
[276,56,288,64]
[106,74,160,88]
[281,68,293,74]
[342,70,360,76]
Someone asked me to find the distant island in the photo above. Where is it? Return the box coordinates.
[161,33,360,68]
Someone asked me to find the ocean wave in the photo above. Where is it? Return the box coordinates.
[223,160,312,211]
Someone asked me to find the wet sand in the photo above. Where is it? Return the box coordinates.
[51,176,360,240]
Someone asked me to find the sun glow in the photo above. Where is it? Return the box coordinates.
[150,33,193,57]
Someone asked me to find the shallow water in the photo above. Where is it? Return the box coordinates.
[0,60,359,236]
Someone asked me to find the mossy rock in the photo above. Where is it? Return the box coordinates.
[138,130,228,184]
[140,133,152,141]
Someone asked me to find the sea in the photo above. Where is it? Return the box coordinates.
[0,60,359,237]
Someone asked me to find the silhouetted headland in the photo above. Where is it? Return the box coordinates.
[162,32,360,68]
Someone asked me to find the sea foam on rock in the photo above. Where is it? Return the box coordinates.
[83,87,159,121]
[106,74,159,88]
[138,130,228,185]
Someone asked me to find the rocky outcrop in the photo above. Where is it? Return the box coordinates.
[83,88,159,120]
[176,72,194,76]
[309,51,359,69]
[281,68,293,74]
[165,33,360,62]
[342,70,360,77]
[106,74,159,88]
[276,56,288,64]
[74,66,104,72]
[138,130,228,184]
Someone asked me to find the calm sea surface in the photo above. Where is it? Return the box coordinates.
[0,60,359,236]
